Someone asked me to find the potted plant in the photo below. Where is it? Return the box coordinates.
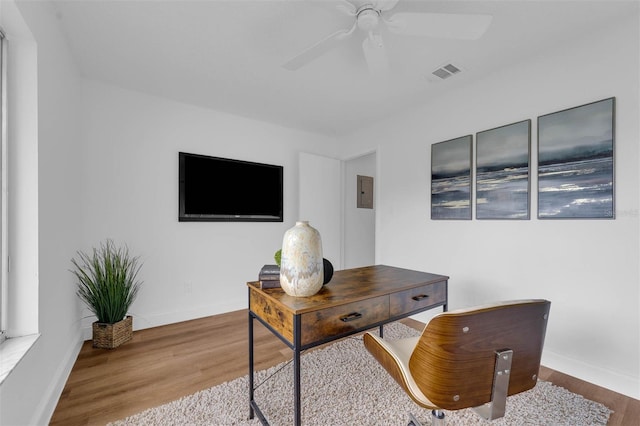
[71,239,143,349]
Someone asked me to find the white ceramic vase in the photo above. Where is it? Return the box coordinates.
[280,221,324,297]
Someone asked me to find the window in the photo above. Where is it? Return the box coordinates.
[0,29,6,344]
[0,4,40,386]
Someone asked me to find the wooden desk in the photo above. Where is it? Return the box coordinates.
[247,264,449,425]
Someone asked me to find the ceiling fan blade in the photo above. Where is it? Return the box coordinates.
[362,33,390,77]
[283,23,356,71]
[336,0,357,16]
[386,12,493,40]
[375,0,400,12]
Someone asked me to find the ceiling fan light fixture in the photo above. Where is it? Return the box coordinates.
[368,32,384,48]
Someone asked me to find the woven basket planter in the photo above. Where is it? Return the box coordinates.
[92,315,133,349]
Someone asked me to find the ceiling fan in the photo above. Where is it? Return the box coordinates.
[282,0,493,76]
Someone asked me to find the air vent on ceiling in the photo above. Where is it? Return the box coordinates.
[432,63,462,80]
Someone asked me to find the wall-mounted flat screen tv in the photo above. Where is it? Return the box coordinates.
[179,152,283,222]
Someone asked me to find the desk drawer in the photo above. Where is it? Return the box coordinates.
[390,281,447,317]
[300,295,389,346]
[250,288,294,343]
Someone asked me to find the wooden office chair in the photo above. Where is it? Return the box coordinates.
[364,299,551,425]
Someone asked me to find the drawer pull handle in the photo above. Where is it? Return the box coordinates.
[340,312,363,322]
[412,294,430,301]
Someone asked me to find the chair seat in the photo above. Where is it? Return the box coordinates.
[364,333,439,409]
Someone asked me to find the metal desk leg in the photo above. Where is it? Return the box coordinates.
[293,345,301,425]
[248,311,255,420]
[293,315,302,426]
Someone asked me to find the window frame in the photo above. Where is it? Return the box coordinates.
[0,28,7,344]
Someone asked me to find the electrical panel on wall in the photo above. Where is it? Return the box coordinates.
[357,175,374,209]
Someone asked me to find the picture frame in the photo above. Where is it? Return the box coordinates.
[537,98,615,219]
[431,135,472,220]
[476,120,531,220]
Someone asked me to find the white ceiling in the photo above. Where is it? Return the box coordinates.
[49,0,635,137]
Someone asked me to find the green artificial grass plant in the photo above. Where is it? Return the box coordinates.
[72,239,143,324]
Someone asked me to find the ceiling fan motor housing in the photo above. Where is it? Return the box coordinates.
[357,7,381,31]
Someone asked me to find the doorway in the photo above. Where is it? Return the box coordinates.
[344,152,376,268]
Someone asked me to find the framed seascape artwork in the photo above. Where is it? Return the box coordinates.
[538,98,615,219]
[431,135,472,220]
[476,120,531,219]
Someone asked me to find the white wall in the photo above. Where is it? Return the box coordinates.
[344,152,376,269]
[78,80,342,332]
[299,152,343,269]
[0,1,85,425]
[342,12,640,398]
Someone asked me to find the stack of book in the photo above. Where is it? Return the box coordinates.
[258,264,281,289]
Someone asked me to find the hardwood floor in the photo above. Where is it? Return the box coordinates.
[50,310,640,425]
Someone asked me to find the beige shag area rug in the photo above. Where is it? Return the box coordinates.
[109,322,611,425]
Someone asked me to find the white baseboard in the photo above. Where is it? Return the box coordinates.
[542,350,639,399]
[33,332,84,425]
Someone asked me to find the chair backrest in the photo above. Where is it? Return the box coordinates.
[409,299,551,411]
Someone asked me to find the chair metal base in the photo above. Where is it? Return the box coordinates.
[407,410,445,426]
[407,412,423,426]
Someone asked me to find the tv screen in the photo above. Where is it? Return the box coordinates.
[179,152,283,222]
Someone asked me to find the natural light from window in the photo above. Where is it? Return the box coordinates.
[0,28,6,346]
[0,4,41,384]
